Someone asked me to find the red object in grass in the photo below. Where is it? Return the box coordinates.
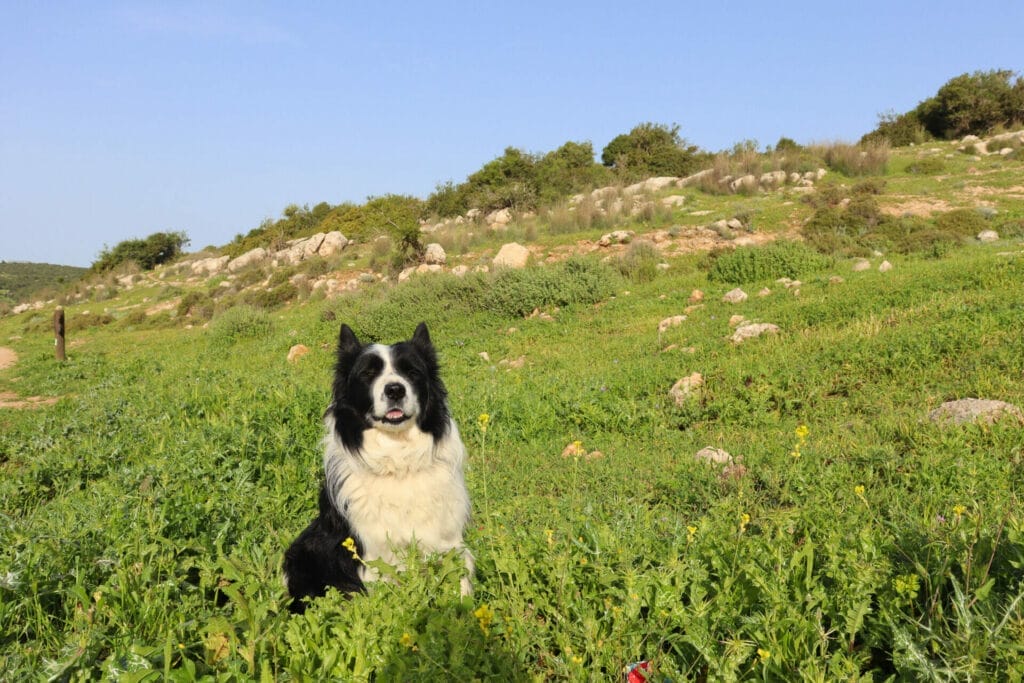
[626,660,651,683]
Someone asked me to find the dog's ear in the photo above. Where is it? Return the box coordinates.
[338,324,362,356]
[411,322,433,350]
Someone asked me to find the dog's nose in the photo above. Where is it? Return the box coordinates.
[384,383,406,401]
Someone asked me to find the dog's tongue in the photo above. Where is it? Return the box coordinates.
[386,409,405,420]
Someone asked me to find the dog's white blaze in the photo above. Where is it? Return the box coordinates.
[365,345,416,421]
[323,413,474,593]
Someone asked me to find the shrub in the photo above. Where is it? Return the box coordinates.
[916,69,1024,139]
[177,291,215,320]
[861,110,929,146]
[814,141,890,176]
[208,306,272,345]
[241,282,298,309]
[933,208,988,236]
[616,240,662,283]
[905,157,946,174]
[704,240,832,284]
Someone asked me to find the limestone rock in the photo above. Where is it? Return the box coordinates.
[287,344,310,363]
[730,322,779,344]
[228,247,268,272]
[423,243,447,265]
[493,242,530,268]
[669,373,704,406]
[319,231,349,257]
[658,315,686,334]
[928,399,1024,426]
[722,288,748,304]
[694,447,733,465]
[852,258,871,272]
[977,230,999,243]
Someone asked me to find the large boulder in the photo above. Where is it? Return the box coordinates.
[227,247,268,272]
[492,242,530,269]
[423,243,447,265]
[318,231,349,257]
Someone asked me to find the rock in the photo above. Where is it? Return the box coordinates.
[722,288,748,304]
[415,264,443,275]
[191,255,230,275]
[398,266,415,282]
[878,260,893,272]
[486,208,513,226]
[661,195,687,208]
[760,170,788,186]
[493,242,530,269]
[423,243,447,265]
[729,174,758,193]
[728,315,746,327]
[928,399,1024,426]
[598,230,635,247]
[562,441,586,457]
[688,289,704,303]
[228,247,268,272]
[318,231,349,257]
[478,352,490,362]
[852,258,871,272]
[499,355,526,369]
[451,265,470,277]
[625,176,680,194]
[287,344,310,363]
[977,230,999,242]
[758,288,772,297]
[658,315,686,334]
[730,322,780,344]
[678,169,714,187]
[669,373,704,406]
[829,276,845,284]
[694,447,733,465]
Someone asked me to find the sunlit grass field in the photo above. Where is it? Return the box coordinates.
[2,233,1023,680]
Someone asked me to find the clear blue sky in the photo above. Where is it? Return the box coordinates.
[2,1,1022,267]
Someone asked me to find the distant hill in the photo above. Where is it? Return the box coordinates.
[0,261,88,305]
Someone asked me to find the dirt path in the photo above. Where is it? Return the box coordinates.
[0,347,58,409]
[0,347,17,371]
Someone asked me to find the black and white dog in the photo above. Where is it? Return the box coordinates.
[283,322,473,613]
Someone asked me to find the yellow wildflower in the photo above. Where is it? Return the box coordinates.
[478,413,490,434]
[740,513,751,533]
[757,647,771,661]
[795,424,809,440]
[400,632,415,649]
[854,485,866,500]
[545,528,555,547]
[953,504,967,517]
[473,603,494,637]
[686,525,697,543]
[342,537,361,561]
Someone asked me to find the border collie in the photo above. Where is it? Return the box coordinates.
[283,322,473,613]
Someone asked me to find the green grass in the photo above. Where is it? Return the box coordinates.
[2,240,1024,680]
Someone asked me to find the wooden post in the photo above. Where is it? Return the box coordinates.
[54,308,66,361]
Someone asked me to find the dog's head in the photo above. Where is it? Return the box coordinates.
[329,322,450,449]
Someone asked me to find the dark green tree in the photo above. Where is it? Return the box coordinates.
[601,122,704,180]
[92,231,190,272]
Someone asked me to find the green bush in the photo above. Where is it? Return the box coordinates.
[486,258,618,317]
[933,208,988,236]
[616,240,662,283]
[207,306,272,345]
[905,157,947,174]
[177,290,215,320]
[705,240,832,284]
[241,282,298,309]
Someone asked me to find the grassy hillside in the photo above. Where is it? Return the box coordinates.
[1,137,1023,680]
[0,261,87,307]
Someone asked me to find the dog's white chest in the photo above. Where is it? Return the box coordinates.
[324,421,470,566]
